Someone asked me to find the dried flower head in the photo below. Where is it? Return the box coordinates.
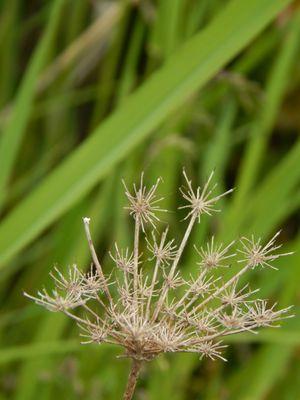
[217,306,250,330]
[179,170,233,221]
[24,171,294,399]
[49,264,83,295]
[24,288,84,312]
[194,236,235,269]
[238,231,293,269]
[196,340,227,361]
[146,229,177,267]
[122,173,166,231]
[245,300,293,327]
[218,281,259,307]
[110,244,135,274]
[79,319,108,344]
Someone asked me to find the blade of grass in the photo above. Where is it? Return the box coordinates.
[151,0,185,58]
[37,2,122,92]
[231,345,294,400]
[116,17,145,103]
[224,323,300,345]
[0,341,82,365]
[242,139,300,235]
[90,3,131,126]
[0,0,65,211]
[184,0,210,38]
[0,0,19,107]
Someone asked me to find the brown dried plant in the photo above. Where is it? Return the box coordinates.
[24,171,294,400]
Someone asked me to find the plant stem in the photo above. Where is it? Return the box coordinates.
[123,359,142,400]
[83,217,113,303]
[152,213,197,321]
[133,217,140,305]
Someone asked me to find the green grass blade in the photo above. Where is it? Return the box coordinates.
[242,138,300,236]
[0,0,20,107]
[0,341,80,365]
[231,345,294,400]
[0,0,65,210]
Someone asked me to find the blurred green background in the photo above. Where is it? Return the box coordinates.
[0,0,300,399]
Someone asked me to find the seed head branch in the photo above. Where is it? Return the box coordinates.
[83,217,113,303]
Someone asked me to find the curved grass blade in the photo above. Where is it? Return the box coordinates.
[0,0,65,210]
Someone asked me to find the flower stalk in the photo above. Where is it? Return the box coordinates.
[24,170,294,399]
[123,359,142,400]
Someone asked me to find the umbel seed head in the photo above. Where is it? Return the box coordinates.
[24,170,294,362]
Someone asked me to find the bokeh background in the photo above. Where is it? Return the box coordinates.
[0,0,300,399]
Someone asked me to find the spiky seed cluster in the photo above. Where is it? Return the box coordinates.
[194,237,235,269]
[122,173,166,231]
[179,170,233,222]
[24,171,294,363]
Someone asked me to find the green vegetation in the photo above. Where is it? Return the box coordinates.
[0,0,299,399]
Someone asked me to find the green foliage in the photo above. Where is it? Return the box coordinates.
[0,0,299,399]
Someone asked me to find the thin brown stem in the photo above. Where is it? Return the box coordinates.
[133,217,140,305]
[145,229,168,319]
[83,217,113,304]
[123,359,142,400]
[152,213,197,321]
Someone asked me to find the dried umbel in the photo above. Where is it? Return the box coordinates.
[24,171,293,400]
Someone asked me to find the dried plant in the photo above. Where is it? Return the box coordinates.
[24,171,294,400]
